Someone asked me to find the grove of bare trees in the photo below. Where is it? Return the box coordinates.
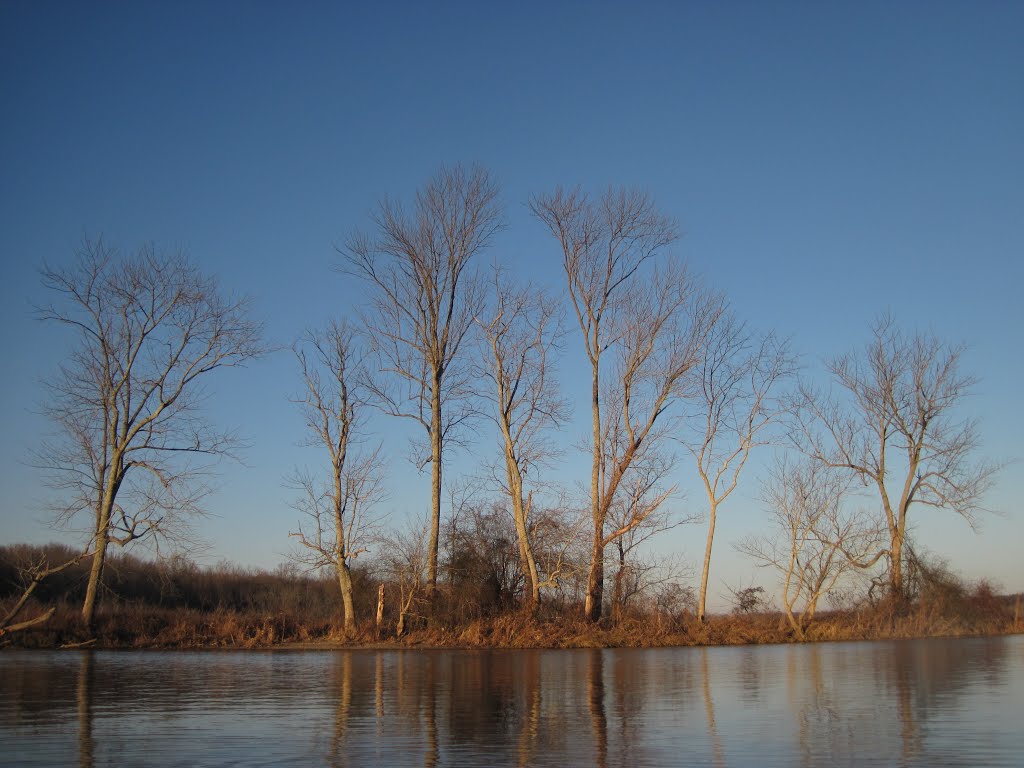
[738,457,882,639]
[27,169,1003,641]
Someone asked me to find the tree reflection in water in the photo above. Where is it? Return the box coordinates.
[0,639,1019,767]
[329,651,351,767]
[701,648,726,768]
[515,650,542,768]
[587,649,607,768]
[76,652,94,768]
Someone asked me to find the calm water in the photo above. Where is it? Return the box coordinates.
[1,636,1022,767]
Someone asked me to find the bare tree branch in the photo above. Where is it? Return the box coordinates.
[0,545,95,637]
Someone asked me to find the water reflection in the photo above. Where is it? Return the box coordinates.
[516,651,541,768]
[0,637,1021,767]
[587,649,607,768]
[328,651,351,767]
[701,648,726,768]
[76,652,93,768]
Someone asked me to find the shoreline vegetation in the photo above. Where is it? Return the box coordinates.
[2,544,1020,651]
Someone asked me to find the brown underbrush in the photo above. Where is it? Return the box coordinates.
[4,595,1018,651]
[2,543,1020,650]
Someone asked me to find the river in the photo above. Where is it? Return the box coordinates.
[2,636,1022,766]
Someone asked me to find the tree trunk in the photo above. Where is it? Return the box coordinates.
[890,531,904,601]
[612,542,626,623]
[697,500,718,623]
[512,501,540,611]
[83,469,122,630]
[81,534,108,630]
[584,518,604,622]
[427,382,442,595]
[585,355,603,622]
[506,458,540,611]
[338,558,355,634]
[784,606,804,640]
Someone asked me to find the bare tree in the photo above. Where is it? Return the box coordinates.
[679,309,795,622]
[738,456,882,639]
[341,165,502,594]
[532,187,717,621]
[532,504,589,602]
[727,584,770,615]
[36,240,264,629]
[793,314,999,599]
[289,321,384,634]
[477,268,567,609]
[381,516,432,637]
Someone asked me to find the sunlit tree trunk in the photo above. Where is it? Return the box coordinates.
[428,382,443,593]
[697,499,718,624]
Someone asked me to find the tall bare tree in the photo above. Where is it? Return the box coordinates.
[341,165,502,593]
[289,321,384,633]
[477,269,567,609]
[793,314,999,599]
[738,456,882,639]
[532,187,717,621]
[37,239,264,629]
[680,310,794,622]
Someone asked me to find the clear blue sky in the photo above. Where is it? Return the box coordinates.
[2,1,1021,607]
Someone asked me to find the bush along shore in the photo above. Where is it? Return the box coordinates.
[2,544,1021,650]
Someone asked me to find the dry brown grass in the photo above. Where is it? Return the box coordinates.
[6,540,1015,655]
[3,601,1019,650]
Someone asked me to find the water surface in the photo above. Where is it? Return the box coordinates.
[2,636,1022,766]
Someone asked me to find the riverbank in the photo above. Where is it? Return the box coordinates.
[3,597,1020,651]
[4,543,1020,651]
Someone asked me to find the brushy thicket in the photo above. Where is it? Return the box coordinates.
[1,543,1020,649]
[0,543,356,648]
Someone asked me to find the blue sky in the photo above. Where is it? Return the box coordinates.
[2,1,1021,607]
